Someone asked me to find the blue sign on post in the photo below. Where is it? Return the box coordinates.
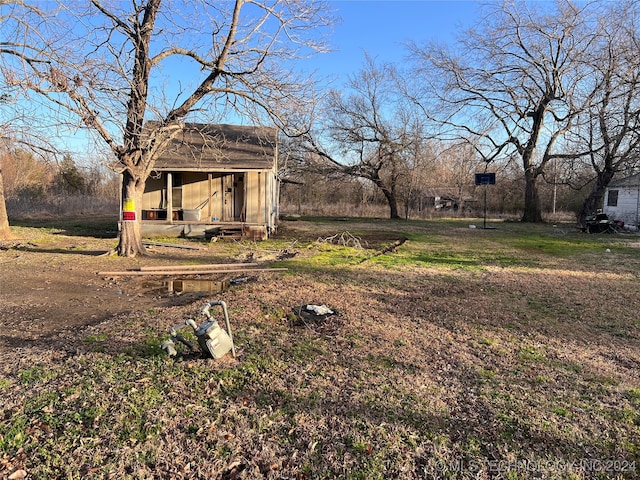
[475,173,496,229]
[475,173,496,185]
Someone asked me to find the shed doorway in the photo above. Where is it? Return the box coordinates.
[222,173,245,222]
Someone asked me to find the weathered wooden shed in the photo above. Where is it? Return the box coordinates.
[603,173,640,229]
[140,123,279,239]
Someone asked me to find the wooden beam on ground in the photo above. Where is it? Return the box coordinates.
[138,263,260,272]
[97,267,288,276]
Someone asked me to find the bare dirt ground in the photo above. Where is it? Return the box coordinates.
[0,219,401,359]
[1,235,196,346]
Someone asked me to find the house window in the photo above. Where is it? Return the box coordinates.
[607,190,619,207]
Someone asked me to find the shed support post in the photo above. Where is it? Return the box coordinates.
[167,173,173,224]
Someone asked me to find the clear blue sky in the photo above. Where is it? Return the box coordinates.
[51,1,482,156]
[309,1,480,85]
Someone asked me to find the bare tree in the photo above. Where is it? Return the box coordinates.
[433,142,489,211]
[0,109,12,239]
[0,89,63,241]
[396,137,437,219]
[299,55,424,219]
[407,0,594,222]
[567,1,640,226]
[0,0,40,240]
[0,164,10,240]
[1,0,333,255]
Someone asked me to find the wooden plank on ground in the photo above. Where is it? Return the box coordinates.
[138,263,260,272]
[97,268,288,276]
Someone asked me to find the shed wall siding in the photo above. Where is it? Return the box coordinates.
[142,176,164,210]
[245,171,261,224]
[182,173,207,210]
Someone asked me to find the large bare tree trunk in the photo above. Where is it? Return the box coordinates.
[384,191,400,220]
[577,169,615,228]
[521,170,543,222]
[379,183,401,219]
[117,170,147,257]
[0,169,14,240]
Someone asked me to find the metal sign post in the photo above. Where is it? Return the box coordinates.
[474,173,496,229]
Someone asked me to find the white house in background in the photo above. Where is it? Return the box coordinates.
[603,173,640,228]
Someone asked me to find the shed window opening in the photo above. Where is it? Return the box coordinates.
[607,190,619,207]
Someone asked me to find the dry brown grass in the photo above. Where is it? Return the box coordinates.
[1,217,639,479]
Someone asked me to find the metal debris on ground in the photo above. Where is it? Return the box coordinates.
[235,242,299,262]
[229,275,252,285]
[291,303,340,334]
[584,213,624,234]
[305,304,334,316]
[160,300,236,359]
